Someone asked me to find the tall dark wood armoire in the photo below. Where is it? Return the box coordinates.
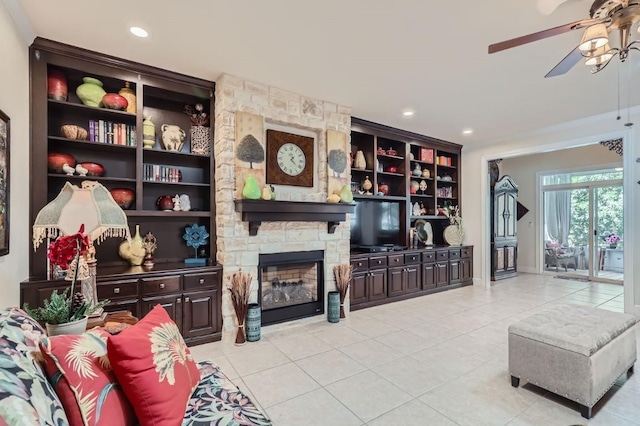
[491,175,518,281]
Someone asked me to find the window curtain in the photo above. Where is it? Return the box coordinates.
[544,177,571,245]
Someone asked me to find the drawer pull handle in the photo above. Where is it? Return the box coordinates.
[159,283,165,289]
[184,297,190,302]
[113,288,120,294]
[177,298,181,304]
[199,278,205,284]
[394,258,399,262]
[377,260,382,264]
[358,262,363,267]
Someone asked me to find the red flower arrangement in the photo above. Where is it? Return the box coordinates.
[47,224,89,277]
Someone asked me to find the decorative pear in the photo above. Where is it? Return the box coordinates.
[261,186,272,200]
[242,175,261,199]
[338,185,353,203]
[327,193,341,203]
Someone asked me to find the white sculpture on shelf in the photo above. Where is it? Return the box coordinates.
[179,194,191,211]
[173,194,181,211]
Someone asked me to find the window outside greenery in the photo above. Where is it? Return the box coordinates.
[544,170,623,249]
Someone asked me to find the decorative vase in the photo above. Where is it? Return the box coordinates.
[118,224,145,266]
[78,162,105,177]
[362,176,372,194]
[609,244,618,249]
[143,116,156,149]
[190,126,211,155]
[422,168,431,178]
[156,195,174,211]
[354,150,366,170]
[412,164,422,176]
[246,304,261,342]
[46,316,88,336]
[109,188,135,209]
[161,124,186,152]
[118,81,136,113]
[47,152,76,173]
[47,69,67,101]
[443,225,465,246]
[102,93,129,111]
[327,291,340,323]
[76,77,106,107]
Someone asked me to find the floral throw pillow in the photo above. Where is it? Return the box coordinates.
[40,327,137,426]
[107,305,200,426]
[0,307,69,425]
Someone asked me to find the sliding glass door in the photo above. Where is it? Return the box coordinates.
[542,168,623,283]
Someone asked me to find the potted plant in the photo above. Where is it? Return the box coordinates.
[23,225,108,335]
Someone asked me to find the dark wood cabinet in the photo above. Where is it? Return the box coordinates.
[28,38,216,280]
[350,246,472,310]
[350,118,463,248]
[21,264,223,345]
[491,176,518,281]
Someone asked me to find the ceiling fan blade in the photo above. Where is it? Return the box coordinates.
[544,46,583,77]
[488,18,600,54]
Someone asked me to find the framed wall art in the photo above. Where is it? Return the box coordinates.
[0,109,9,256]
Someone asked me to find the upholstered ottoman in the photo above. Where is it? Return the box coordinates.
[509,304,636,419]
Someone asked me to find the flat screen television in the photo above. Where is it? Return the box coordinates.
[350,200,402,247]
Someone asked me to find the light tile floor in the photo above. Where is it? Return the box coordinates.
[189,273,639,426]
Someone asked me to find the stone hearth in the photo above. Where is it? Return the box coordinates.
[213,74,352,334]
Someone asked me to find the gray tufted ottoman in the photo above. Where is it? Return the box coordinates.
[509,304,636,419]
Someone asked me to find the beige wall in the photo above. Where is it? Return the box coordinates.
[499,144,622,272]
[0,3,29,307]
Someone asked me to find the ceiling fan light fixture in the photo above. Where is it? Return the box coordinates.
[578,23,609,52]
[584,43,614,66]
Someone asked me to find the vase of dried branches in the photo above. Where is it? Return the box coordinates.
[227,270,252,346]
[333,264,352,319]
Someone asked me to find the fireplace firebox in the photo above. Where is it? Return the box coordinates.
[258,250,324,325]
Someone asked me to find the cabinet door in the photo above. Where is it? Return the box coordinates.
[350,273,368,305]
[435,262,449,287]
[182,290,218,339]
[449,260,461,284]
[368,269,387,301]
[505,246,517,272]
[422,263,436,290]
[461,258,473,283]
[142,295,183,331]
[405,265,420,293]
[387,266,405,297]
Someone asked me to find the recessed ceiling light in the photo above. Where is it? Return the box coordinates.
[130,27,148,38]
[402,110,415,117]
[462,129,473,135]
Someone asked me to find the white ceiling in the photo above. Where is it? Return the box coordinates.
[12,0,640,145]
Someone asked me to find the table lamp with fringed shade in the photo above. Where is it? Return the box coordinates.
[33,181,130,308]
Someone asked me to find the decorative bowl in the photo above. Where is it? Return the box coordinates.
[376,147,386,154]
[102,93,129,111]
[109,188,135,209]
[47,152,76,173]
[386,148,397,156]
[78,162,105,177]
[384,166,398,173]
[156,195,174,211]
[60,124,88,140]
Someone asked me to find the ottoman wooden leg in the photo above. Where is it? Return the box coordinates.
[580,404,592,419]
[511,375,520,387]
[629,364,634,374]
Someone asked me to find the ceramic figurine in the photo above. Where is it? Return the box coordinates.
[413,164,422,176]
[412,202,421,216]
[173,194,181,211]
[362,176,373,195]
[422,168,431,178]
[419,180,428,194]
[179,194,191,211]
[62,163,75,175]
[75,163,88,176]
[142,232,157,268]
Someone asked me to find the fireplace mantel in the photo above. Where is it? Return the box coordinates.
[234,199,355,236]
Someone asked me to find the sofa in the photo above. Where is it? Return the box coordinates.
[0,307,271,425]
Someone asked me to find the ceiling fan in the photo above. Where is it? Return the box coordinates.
[489,0,640,77]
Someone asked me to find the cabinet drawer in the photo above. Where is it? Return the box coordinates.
[388,254,404,266]
[184,271,220,291]
[369,256,387,268]
[461,247,472,258]
[98,279,138,301]
[436,250,449,261]
[404,253,421,265]
[142,275,181,296]
[422,251,436,263]
[449,249,461,260]
[351,258,368,272]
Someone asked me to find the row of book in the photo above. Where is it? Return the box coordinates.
[143,163,182,183]
[88,120,137,146]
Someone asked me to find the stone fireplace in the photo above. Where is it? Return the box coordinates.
[213,74,352,335]
[259,250,324,325]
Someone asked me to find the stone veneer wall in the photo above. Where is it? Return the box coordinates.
[214,74,352,335]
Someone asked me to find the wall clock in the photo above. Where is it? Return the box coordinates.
[266,129,314,187]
